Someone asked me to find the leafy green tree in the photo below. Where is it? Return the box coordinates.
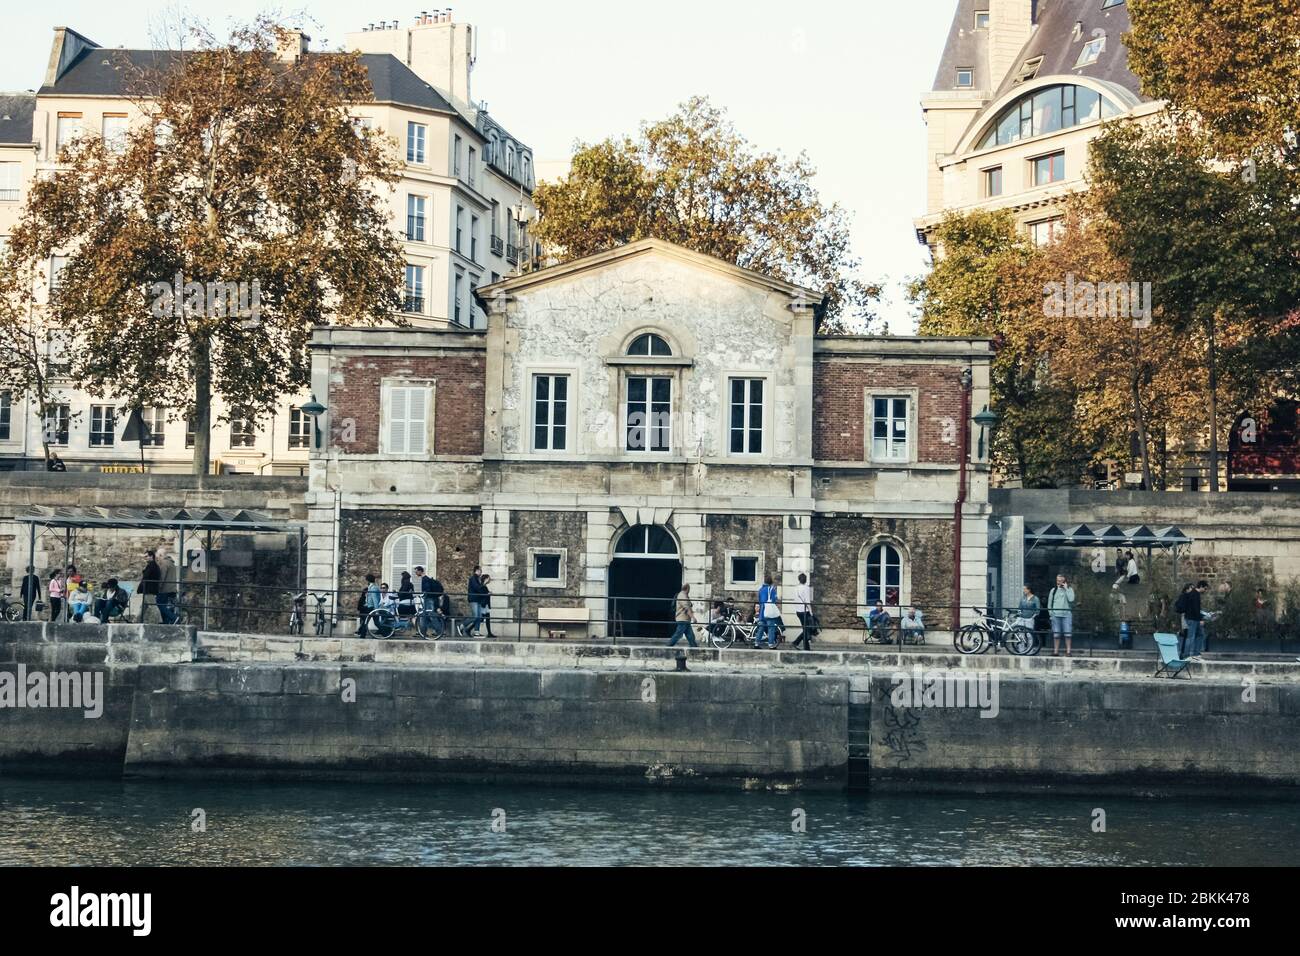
[534,97,880,332]
[8,18,406,473]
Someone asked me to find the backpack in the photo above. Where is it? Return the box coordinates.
[1173,591,1188,616]
[356,589,369,614]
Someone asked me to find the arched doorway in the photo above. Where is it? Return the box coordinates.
[608,525,682,640]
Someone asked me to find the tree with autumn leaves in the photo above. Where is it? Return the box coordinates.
[914,1,1300,489]
[534,97,880,333]
[6,18,406,473]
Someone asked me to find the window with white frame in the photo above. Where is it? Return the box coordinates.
[453,134,462,176]
[404,264,424,314]
[101,113,128,153]
[468,276,479,328]
[870,396,911,462]
[527,548,566,588]
[863,542,903,607]
[141,406,166,447]
[384,383,431,456]
[288,407,311,450]
[49,255,69,294]
[470,215,479,262]
[406,195,426,242]
[467,146,476,184]
[45,404,70,446]
[89,404,116,447]
[0,162,20,202]
[725,550,764,591]
[455,206,464,253]
[453,271,464,325]
[1076,34,1105,68]
[406,122,426,164]
[625,376,671,453]
[532,374,569,452]
[387,530,432,585]
[0,391,10,440]
[1030,217,1064,247]
[229,415,257,449]
[56,113,82,152]
[729,378,764,455]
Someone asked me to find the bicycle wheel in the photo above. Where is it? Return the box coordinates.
[954,624,988,655]
[289,615,302,636]
[415,610,441,642]
[4,603,22,623]
[368,609,397,639]
[708,621,735,650]
[1007,625,1036,656]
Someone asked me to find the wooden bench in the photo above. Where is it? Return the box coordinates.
[538,606,591,640]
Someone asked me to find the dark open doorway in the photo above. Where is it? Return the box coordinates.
[608,525,682,640]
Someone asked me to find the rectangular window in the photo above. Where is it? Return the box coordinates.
[871,396,910,462]
[406,122,426,164]
[453,134,462,175]
[527,548,566,588]
[230,416,256,449]
[533,374,569,452]
[0,162,20,202]
[1030,218,1063,247]
[56,113,82,152]
[729,378,764,455]
[1076,36,1105,68]
[469,277,479,327]
[386,385,430,456]
[491,201,500,241]
[470,216,479,262]
[89,404,116,447]
[728,554,761,589]
[49,255,69,294]
[404,264,424,314]
[454,272,464,325]
[626,376,671,453]
[406,195,426,242]
[956,68,973,88]
[46,404,70,446]
[467,146,476,184]
[288,408,311,450]
[984,166,1003,198]
[975,11,990,29]
[141,406,166,447]
[0,391,10,440]
[1032,151,1066,186]
[101,113,128,153]
[455,206,464,253]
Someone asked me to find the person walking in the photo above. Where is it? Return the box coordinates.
[668,583,697,648]
[1048,574,1076,657]
[157,552,179,625]
[397,572,415,619]
[414,566,440,638]
[479,573,497,639]
[355,574,380,637]
[48,569,66,623]
[19,566,40,621]
[754,574,780,650]
[466,567,488,637]
[139,549,162,623]
[792,573,815,651]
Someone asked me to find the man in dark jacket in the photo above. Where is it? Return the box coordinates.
[415,566,446,637]
[139,549,161,621]
[1183,581,1209,662]
[19,566,41,621]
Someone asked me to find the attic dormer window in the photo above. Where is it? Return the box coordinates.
[1017,57,1045,83]
[957,68,974,88]
[975,11,990,29]
[1076,34,1106,68]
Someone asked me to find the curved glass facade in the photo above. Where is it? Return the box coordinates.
[976,84,1121,151]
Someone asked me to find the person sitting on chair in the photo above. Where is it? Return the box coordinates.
[900,607,926,644]
[867,601,894,643]
[93,579,129,622]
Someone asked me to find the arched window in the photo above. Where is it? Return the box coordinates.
[864,543,902,607]
[627,333,672,357]
[614,524,679,558]
[384,528,434,585]
[976,84,1121,151]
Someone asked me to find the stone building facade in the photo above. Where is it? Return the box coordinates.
[305,239,993,639]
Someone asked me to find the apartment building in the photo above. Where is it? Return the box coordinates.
[914,0,1159,252]
[0,10,536,474]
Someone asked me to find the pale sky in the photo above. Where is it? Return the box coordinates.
[1,1,958,332]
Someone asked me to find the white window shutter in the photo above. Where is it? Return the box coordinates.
[408,387,428,455]
[388,387,408,455]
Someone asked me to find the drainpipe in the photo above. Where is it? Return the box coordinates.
[953,367,974,632]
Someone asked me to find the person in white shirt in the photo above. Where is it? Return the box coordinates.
[791,573,816,651]
[1113,552,1139,591]
[900,607,926,644]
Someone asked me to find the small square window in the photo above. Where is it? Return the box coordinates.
[956,69,974,88]
[725,550,765,591]
[527,548,567,588]
[975,11,990,29]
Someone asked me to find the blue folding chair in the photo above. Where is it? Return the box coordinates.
[1153,632,1193,679]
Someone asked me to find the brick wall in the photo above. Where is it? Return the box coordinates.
[329,353,485,457]
[813,360,964,464]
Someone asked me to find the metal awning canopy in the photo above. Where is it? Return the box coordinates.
[1024,523,1192,548]
[14,505,300,534]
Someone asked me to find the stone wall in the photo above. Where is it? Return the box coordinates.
[706,514,785,602]
[509,510,587,619]
[338,508,482,612]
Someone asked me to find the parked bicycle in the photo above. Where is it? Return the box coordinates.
[955,607,1035,656]
[1,592,24,622]
[365,601,439,641]
[702,601,785,649]
[288,592,307,635]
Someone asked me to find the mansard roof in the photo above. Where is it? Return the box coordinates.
[0,93,35,145]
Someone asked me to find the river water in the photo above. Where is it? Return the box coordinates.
[1,777,1296,866]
